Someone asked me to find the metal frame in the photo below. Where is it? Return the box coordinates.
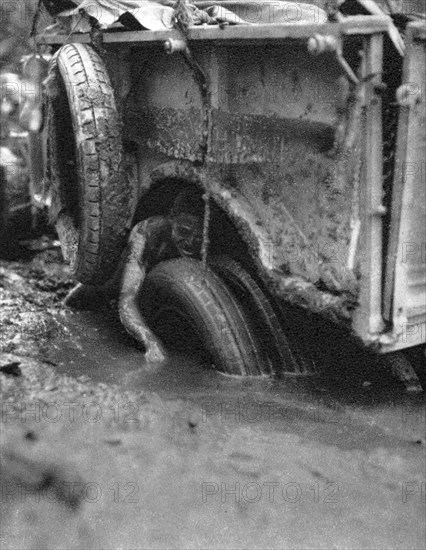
[382,22,426,351]
[352,33,386,343]
[38,16,390,46]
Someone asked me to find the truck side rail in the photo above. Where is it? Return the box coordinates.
[37,15,390,46]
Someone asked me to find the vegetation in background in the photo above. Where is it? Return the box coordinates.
[0,1,41,72]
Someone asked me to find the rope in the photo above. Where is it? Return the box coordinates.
[201,191,210,268]
[79,9,106,54]
[34,14,85,53]
[63,14,85,44]
[173,0,192,36]
[30,0,43,39]
[30,0,43,55]
[172,11,213,268]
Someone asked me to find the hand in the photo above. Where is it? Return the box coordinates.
[145,341,166,364]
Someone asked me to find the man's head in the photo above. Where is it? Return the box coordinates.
[170,189,204,258]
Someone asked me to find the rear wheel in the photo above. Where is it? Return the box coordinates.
[209,255,302,375]
[140,258,270,376]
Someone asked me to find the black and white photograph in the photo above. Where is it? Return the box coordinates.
[0,0,425,548]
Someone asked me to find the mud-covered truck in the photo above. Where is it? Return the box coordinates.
[36,1,425,377]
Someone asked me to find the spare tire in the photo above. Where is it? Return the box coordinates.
[46,43,132,284]
[140,258,270,376]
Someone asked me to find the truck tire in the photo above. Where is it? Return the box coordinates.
[47,43,131,284]
[140,258,269,376]
[209,255,303,376]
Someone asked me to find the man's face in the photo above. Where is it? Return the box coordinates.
[171,213,203,258]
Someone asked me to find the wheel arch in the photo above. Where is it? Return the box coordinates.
[133,161,273,279]
[133,160,357,327]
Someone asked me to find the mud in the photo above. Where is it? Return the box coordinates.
[1,244,425,549]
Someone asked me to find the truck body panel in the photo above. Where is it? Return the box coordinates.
[39,16,426,352]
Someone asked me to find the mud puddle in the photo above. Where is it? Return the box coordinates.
[2,249,425,549]
[47,308,426,451]
[36,308,425,550]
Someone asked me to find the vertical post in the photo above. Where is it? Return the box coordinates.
[356,33,385,338]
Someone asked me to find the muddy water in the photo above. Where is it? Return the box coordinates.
[47,308,426,448]
[43,308,426,549]
[2,252,424,549]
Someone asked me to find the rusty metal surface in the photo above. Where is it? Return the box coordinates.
[127,106,204,161]
[124,41,362,306]
[125,50,203,159]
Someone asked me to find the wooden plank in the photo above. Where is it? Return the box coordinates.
[37,15,389,46]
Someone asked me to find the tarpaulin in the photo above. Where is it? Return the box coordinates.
[46,0,409,55]
[53,0,327,31]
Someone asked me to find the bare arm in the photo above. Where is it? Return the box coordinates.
[118,220,166,364]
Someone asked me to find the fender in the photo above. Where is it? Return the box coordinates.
[149,160,356,325]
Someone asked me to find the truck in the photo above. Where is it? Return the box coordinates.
[35,2,425,378]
